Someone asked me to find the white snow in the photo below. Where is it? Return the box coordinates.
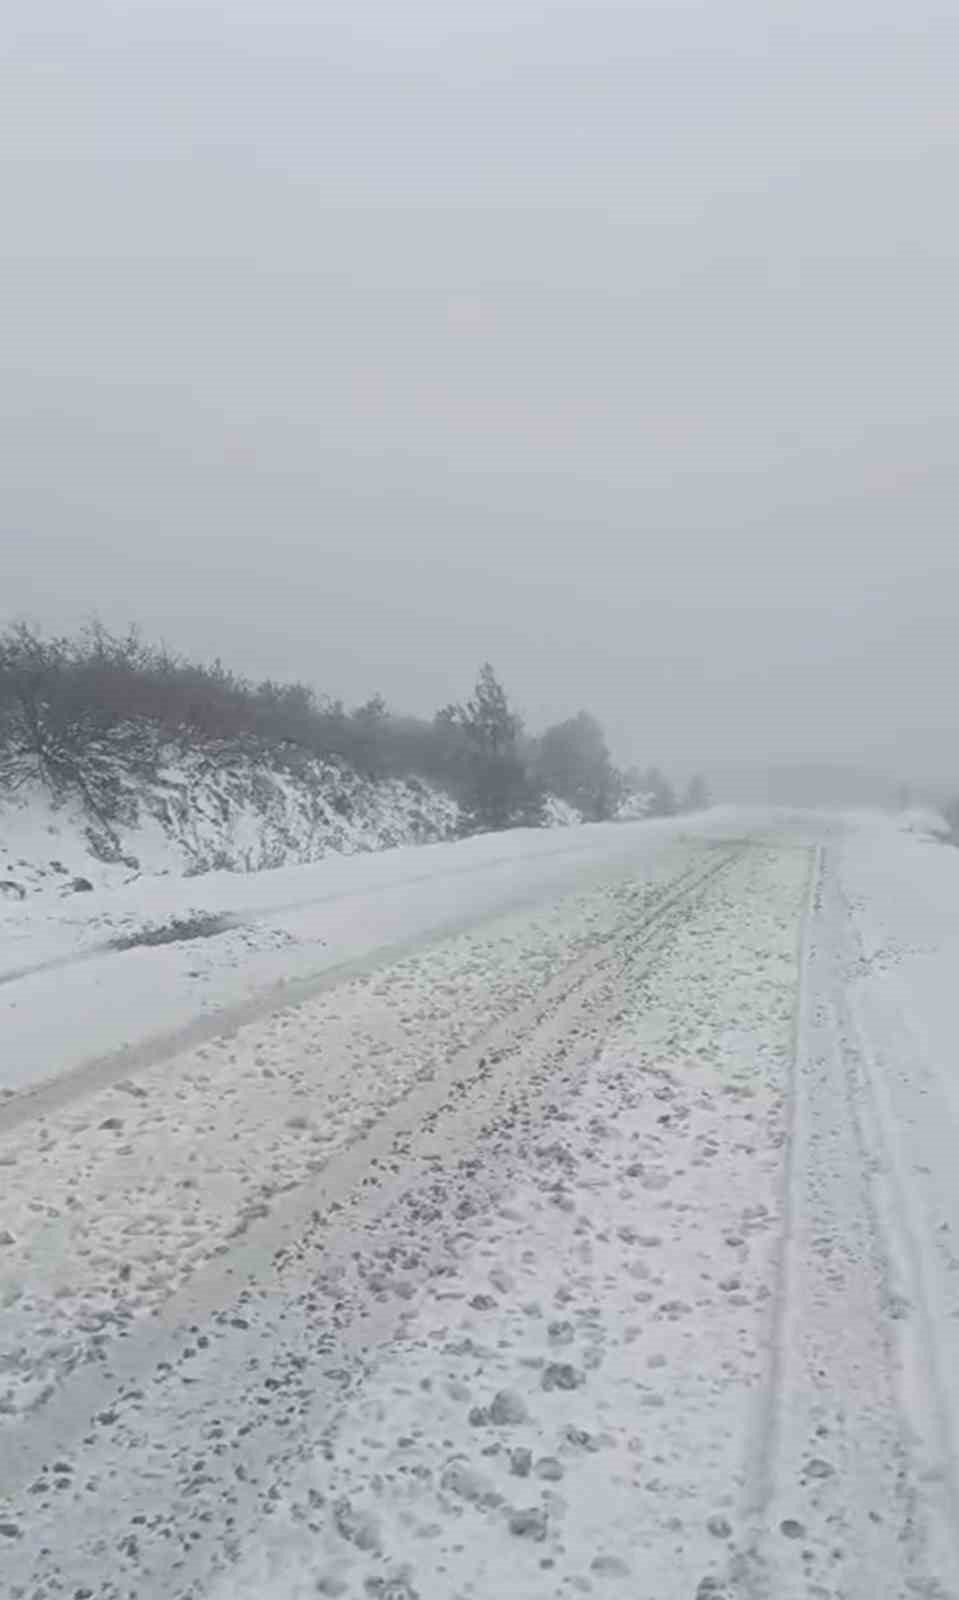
[894,803,951,838]
[202,839,807,1600]
[0,753,463,907]
[541,795,584,828]
[837,816,959,1530]
[3,809,959,1597]
[0,812,733,1096]
[0,856,702,1425]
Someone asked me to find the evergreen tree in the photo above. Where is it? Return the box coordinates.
[442,664,543,831]
[644,767,677,817]
[533,711,620,820]
[682,773,711,812]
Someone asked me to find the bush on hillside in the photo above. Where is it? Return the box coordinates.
[0,620,691,842]
[531,711,621,821]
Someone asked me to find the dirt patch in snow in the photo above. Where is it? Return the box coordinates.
[107,912,234,951]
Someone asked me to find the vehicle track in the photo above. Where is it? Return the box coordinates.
[734,847,959,1599]
[0,841,719,1134]
[0,826,683,991]
[0,844,742,1504]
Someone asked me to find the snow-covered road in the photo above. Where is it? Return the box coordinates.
[2,813,959,1599]
[0,815,731,1100]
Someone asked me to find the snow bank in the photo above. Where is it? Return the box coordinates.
[541,795,583,828]
[0,747,462,904]
[897,805,951,839]
[616,790,655,821]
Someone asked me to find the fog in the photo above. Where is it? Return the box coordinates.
[3,1,957,790]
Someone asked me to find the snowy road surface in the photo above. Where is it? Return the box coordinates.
[1,815,724,1098]
[2,813,959,1598]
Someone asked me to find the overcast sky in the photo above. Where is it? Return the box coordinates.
[3,1,957,780]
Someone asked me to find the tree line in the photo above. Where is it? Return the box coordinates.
[0,622,709,833]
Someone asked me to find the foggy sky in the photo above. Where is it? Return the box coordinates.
[3,1,958,781]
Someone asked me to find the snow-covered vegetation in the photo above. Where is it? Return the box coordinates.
[0,756,462,901]
[0,622,703,897]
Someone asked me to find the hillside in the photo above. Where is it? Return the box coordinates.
[0,743,464,905]
[0,623,689,908]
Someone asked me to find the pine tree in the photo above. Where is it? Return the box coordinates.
[532,711,620,820]
[682,774,711,812]
[443,664,543,831]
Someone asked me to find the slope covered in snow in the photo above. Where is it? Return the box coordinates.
[0,746,463,907]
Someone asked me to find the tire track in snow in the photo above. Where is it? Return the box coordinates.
[206,841,805,1600]
[0,854,705,1134]
[838,886,959,1579]
[0,846,741,1501]
[735,846,959,1599]
[0,826,681,991]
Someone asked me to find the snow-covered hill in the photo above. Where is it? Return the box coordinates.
[0,744,463,904]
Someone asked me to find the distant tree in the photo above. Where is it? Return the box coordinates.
[643,767,677,817]
[441,664,544,831]
[682,773,711,812]
[618,765,645,796]
[346,694,389,774]
[533,711,620,820]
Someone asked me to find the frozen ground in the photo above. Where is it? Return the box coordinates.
[1,810,958,1599]
[0,814,719,1096]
